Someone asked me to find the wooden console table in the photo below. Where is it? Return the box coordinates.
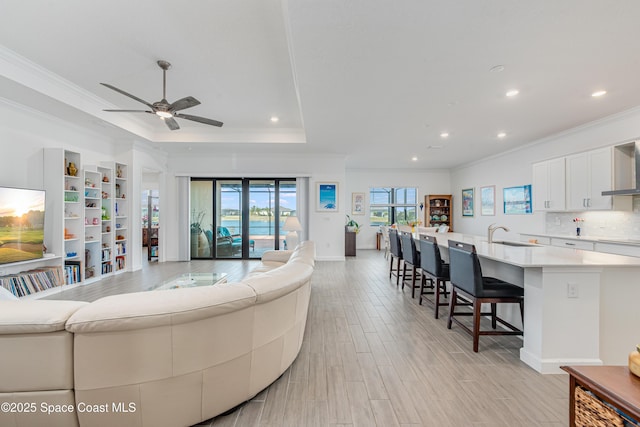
[562,365,640,426]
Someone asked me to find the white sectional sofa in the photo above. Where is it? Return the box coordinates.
[0,241,315,427]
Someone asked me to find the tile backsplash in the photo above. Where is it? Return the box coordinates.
[545,196,640,239]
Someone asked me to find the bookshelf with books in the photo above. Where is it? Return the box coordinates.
[105,161,129,273]
[43,148,84,289]
[0,265,66,299]
[98,165,114,276]
[84,168,102,283]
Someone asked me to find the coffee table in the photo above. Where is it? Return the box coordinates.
[148,272,228,291]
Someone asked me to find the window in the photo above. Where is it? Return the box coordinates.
[369,187,418,226]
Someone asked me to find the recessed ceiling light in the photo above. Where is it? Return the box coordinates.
[440,132,449,138]
[497,132,507,139]
[506,89,519,97]
[270,116,279,122]
[591,90,607,97]
[411,156,418,161]
[490,65,505,73]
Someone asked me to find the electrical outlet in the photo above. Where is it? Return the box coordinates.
[567,282,579,298]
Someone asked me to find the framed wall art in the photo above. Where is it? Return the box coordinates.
[317,182,339,212]
[503,184,532,214]
[480,185,495,216]
[352,192,365,215]
[462,188,474,217]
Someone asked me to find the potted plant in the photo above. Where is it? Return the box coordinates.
[346,215,360,233]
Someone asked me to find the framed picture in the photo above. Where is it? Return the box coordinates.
[462,188,474,217]
[317,182,339,212]
[503,184,533,214]
[352,192,365,215]
[480,185,495,216]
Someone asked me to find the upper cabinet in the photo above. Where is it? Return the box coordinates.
[565,147,631,211]
[533,146,632,212]
[532,158,565,211]
[566,147,613,210]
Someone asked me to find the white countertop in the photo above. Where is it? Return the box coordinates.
[426,231,640,268]
[520,232,640,246]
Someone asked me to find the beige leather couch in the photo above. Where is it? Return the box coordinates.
[0,241,315,427]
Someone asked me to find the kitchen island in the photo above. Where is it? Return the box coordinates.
[423,231,640,374]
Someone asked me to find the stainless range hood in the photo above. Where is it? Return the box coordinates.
[602,141,640,196]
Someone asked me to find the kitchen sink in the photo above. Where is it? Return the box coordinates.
[492,240,539,247]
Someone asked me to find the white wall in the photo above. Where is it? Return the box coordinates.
[345,168,451,249]
[450,107,640,241]
[0,100,117,190]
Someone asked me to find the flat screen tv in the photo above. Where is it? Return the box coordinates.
[0,186,46,265]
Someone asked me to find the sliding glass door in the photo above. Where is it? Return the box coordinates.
[191,178,296,260]
[216,180,243,259]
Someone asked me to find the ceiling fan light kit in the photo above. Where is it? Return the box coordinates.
[101,60,223,130]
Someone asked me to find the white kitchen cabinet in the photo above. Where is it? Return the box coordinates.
[532,158,566,211]
[594,242,640,257]
[566,147,615,210]
[550,238,595,251]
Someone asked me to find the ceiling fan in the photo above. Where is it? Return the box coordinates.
[101,60,223,131]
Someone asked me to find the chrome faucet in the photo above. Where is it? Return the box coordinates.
[488,223,509,244]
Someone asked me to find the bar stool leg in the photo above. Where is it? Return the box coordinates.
[447,289,457,329]
[473,301,481,353]
[491,303,497,329]
[434,279,441,319]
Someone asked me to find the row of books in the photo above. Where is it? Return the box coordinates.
[65,261,82,285]
[115,255,125,270]
[102,247,112,261]
[102,262,113,274]
[116,242,126,255]
[0,266,65,298]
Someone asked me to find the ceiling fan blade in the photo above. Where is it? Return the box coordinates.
[175,113,223,127]
[103,109,154,113]
[162,117,180,131]
[169,96,201,112]
[100,83,155,109]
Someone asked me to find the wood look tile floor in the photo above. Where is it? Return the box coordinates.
[48,249,569,426]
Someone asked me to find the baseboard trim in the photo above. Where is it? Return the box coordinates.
[520,348,603,374]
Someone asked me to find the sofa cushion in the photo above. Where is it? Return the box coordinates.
[0,300,88,334]
[66,283,257,333]
[287,241,316,267]
[245,261,286,279]
[260,250,293,264]
[242,262,313,304]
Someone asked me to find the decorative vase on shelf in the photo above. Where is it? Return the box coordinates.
[576,227,581,237]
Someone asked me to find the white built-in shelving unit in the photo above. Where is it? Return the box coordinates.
[105,162,129,273]
[98,165,114,276]
[83,167,102,283]
[3,150,131,299]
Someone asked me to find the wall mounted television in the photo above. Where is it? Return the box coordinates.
[0,186,46,265]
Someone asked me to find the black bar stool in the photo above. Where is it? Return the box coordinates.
[400,232,421,298]
[388,228,403,286]
[446,240,524,352]
[418,234,450,319]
